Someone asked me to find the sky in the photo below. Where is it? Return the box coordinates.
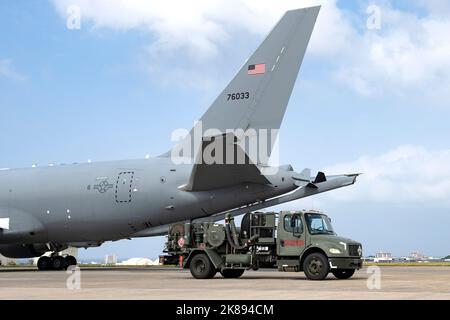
[1,0,449,260]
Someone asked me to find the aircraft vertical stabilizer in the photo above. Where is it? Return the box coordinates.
[165,6,321,164]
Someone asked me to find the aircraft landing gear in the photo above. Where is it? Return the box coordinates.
[37,255,78,271]
[37,256,51,270]
[65,255,77,268]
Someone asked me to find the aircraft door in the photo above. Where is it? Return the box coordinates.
[115,172,135,203]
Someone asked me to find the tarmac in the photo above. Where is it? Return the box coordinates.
[0,266,449,300]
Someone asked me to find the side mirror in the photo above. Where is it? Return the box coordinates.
[290,216,296,228]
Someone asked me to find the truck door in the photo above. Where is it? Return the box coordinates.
[277,213,306,257]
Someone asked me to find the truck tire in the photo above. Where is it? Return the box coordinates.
[303,252,330,280]
[189,254,217,279]
[220,269,245,279]
[332,269,355,280]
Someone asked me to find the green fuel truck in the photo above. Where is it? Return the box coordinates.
[162,210,363,281]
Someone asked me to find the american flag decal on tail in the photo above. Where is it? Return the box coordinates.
[248,63,266,75]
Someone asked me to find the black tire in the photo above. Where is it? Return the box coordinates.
[189,254,216,279]
[303,252,330,280]
[64,255,78,270]
[51,256,65,270]
[220,269,245,279]
[332,269,355,280]
[37,256,51,271]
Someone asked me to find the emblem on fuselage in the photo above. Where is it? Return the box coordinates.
[93,180,114,193]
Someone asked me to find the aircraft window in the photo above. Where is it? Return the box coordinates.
[284,215,303,234]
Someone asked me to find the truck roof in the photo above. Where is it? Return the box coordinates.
[255,210,325,215]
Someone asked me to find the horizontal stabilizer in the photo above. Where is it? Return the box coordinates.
[293,169,325,188]
[179,134,270,191]
[195,173,360,223]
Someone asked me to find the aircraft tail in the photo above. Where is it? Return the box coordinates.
[166,7,320,164]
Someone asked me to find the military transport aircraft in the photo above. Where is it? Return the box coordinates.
[0,6,359,270]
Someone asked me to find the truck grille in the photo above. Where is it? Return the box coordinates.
[349,245,361,257]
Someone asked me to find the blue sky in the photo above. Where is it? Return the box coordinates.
[1,0,449,259]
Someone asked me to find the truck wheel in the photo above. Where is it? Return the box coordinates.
[332,269,355,280]
[189,254,217,279]
[220,269,245,279]
[303,252,330,280]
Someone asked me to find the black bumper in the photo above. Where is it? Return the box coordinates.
[329,257,363,270]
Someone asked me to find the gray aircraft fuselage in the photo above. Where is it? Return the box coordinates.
[0,159,295,245]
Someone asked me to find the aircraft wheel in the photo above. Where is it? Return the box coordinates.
[220,269,245,278]
[332,269,355,280]
[64,255,78,269]
[303,252,330,280]
[189,254,216,279]
[51,256,65,270]
[37,256,51,271]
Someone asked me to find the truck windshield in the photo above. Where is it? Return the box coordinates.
[305,214,335,235]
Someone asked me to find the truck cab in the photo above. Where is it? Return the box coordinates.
[277,210,363,280]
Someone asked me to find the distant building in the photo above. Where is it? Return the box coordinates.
[117,258,160,266]
[374,252,393,263]
[105,254,118,265]
[410,252,426,261]
[362,256,375,262]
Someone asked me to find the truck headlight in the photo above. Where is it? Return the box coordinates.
[357,246,363,256]
[329,248,342,254]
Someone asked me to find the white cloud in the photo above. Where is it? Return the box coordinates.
[321,145,450,206]
[414,0,450,17]
[51,0,326,59]
[335,4,450,98]
[0,59,27,82]
[50,0,450,99]
[50,0,341,89]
